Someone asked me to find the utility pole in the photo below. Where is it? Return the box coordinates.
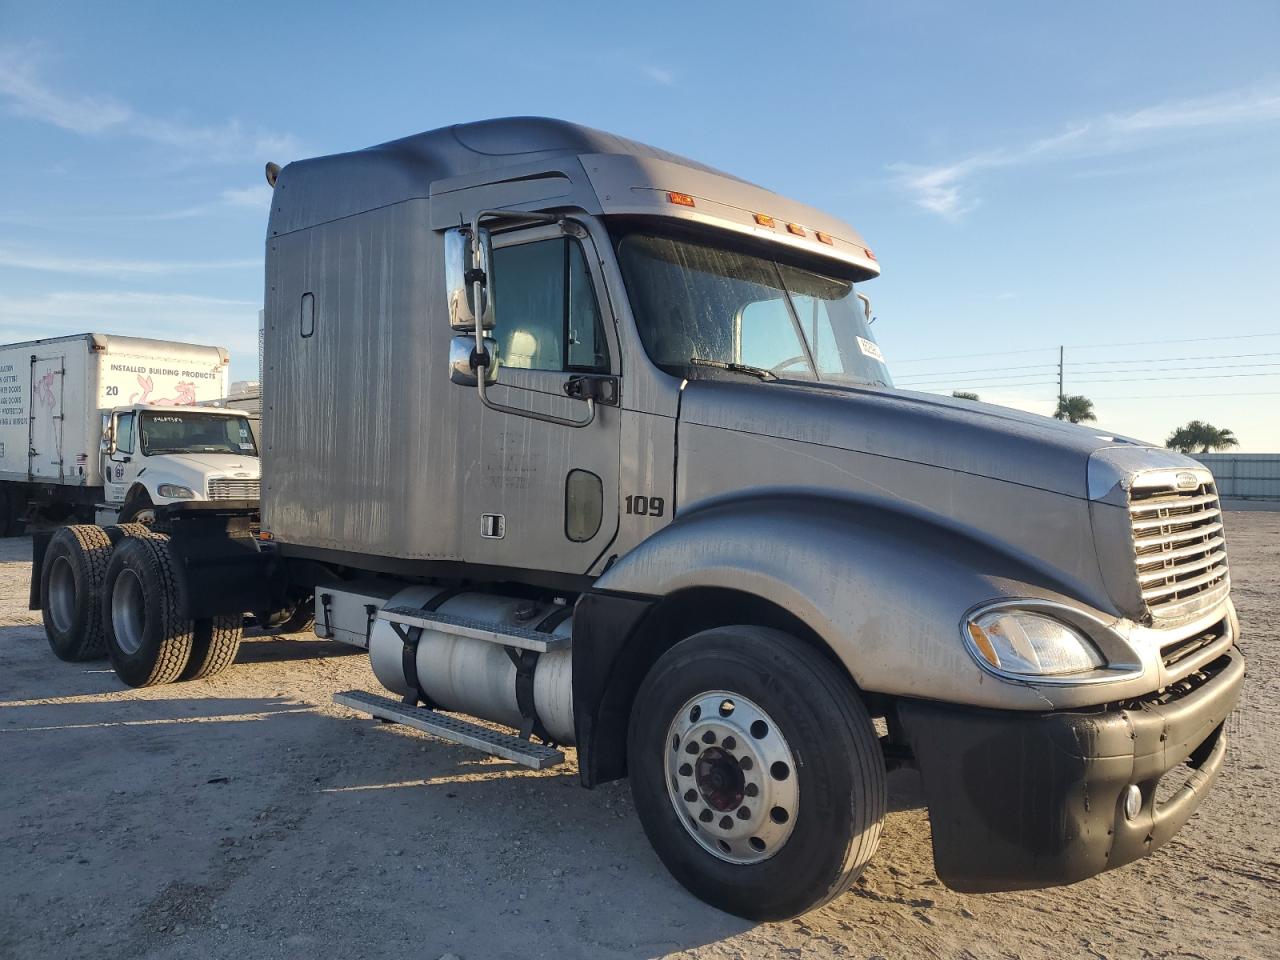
[1058,345,1064,401]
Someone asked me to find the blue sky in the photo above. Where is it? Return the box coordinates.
[2,1,1278,449]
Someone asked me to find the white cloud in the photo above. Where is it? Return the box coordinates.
[641,65,676,86]
[0,291,261,359]
[894,86,1280,218]
[0,45,299,162]
[219,185,272,208]
[0,249,260,276]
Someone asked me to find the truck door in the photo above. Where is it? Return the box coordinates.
[28,355,65,481]
[101,411,136,505]
[460,226,621,575]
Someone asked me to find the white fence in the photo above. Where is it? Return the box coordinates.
[1195,453,1280,501]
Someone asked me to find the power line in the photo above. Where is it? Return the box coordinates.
[1073,371,1280,384]
[1062,360,1280,376]
[894,363,1058,381]
[1087,391,1280,400]
[897,352,1280,382]
[893,331,1280,365]
[1067,350,1280,367]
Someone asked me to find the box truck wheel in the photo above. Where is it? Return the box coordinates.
[40,524,114,661]
[627,626,886,920]
[119,490,157,525]
[182,615,243,681]
[101,534,194,687]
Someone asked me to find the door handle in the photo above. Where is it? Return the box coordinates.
[563,376,618,406]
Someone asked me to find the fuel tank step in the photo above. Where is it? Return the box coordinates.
[376,605,570,653]
[332,690,565,770]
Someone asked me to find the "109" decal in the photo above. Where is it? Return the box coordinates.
[624,494,665,518]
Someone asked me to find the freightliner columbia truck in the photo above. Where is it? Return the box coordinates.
[31,119,1243,920]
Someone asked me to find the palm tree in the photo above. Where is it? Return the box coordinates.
[952,390,980,401]
[1054,394,1096,424]
[1166,421,1240,454]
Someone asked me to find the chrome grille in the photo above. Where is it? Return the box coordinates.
[1129,479,1229,620]
[208,477,260,500]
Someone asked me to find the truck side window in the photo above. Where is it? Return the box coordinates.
[566,241,608,372]
[491,238,608,373]
[116,413,134,455]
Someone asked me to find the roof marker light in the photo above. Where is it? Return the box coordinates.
[753,213,775,227]
[786,223,806,237]
[864,247,877,261]
[667,191,696,207]
[815,230,834,245]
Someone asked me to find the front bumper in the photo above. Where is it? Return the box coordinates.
[896,644,1244,893]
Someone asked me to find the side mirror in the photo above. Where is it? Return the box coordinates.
[449,334,500,386]
[856,292,874,324]
[101,415,115,455]
[444,226,494,332]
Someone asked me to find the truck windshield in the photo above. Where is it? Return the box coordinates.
[614,230,891,387]
[139,412,257,456]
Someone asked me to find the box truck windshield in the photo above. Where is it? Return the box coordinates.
[613,230,892,387]
[138,411,256,456]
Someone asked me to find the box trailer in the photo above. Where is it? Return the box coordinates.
[31,119,1243,920]
[0,334,259,532]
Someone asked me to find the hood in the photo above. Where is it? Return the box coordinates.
[678,380,1149,500]
[142,452,261,489]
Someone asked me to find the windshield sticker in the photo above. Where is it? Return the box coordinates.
[239,442,254,449]
[856,336,885,363]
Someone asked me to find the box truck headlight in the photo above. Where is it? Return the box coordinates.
[964,609,1105,677]
[157,484,196,499]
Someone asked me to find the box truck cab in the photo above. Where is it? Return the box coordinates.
[33,119,1243,921]
[99,404,260,524]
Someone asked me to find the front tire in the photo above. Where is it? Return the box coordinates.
[101,534,194,687]
[41,525,114,661]
[628,626,886,920]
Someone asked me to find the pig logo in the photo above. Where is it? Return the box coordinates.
[35,371,57,408]
[128,374,154,404]
[128,377,197,406]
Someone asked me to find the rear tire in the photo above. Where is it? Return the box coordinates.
[183,615,244,680]
[41,524,114,661]
[101,534,194,687]
[628,626,886,920]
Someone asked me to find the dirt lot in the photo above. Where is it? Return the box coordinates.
[1,516,1276,960]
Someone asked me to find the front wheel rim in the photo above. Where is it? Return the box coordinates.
[664,690,799,865]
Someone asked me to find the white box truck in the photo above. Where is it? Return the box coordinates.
[0,334,260,532]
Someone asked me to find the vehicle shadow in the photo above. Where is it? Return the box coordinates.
[1,691,781,960]
[233,634,364,665]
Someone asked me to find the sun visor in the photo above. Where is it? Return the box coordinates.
[580,153,880,279]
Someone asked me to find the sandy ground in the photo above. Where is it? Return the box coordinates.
[0,515,1276,960]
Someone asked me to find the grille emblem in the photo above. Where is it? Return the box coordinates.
[1175,472,1198,490]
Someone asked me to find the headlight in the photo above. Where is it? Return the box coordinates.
[157,484,196,499]
[964,610,1105,677]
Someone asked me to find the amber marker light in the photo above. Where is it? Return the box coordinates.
[667,191,696,207]
[753,213,775,227]
[786,222,806,237]
[967,622,1001,668]
[815,230,834,245]
[864,247,877,261]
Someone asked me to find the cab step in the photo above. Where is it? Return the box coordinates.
[376,605,570,653]
[332,689,565,770]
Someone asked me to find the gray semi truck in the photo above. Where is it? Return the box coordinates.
[32,118,1243,920]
